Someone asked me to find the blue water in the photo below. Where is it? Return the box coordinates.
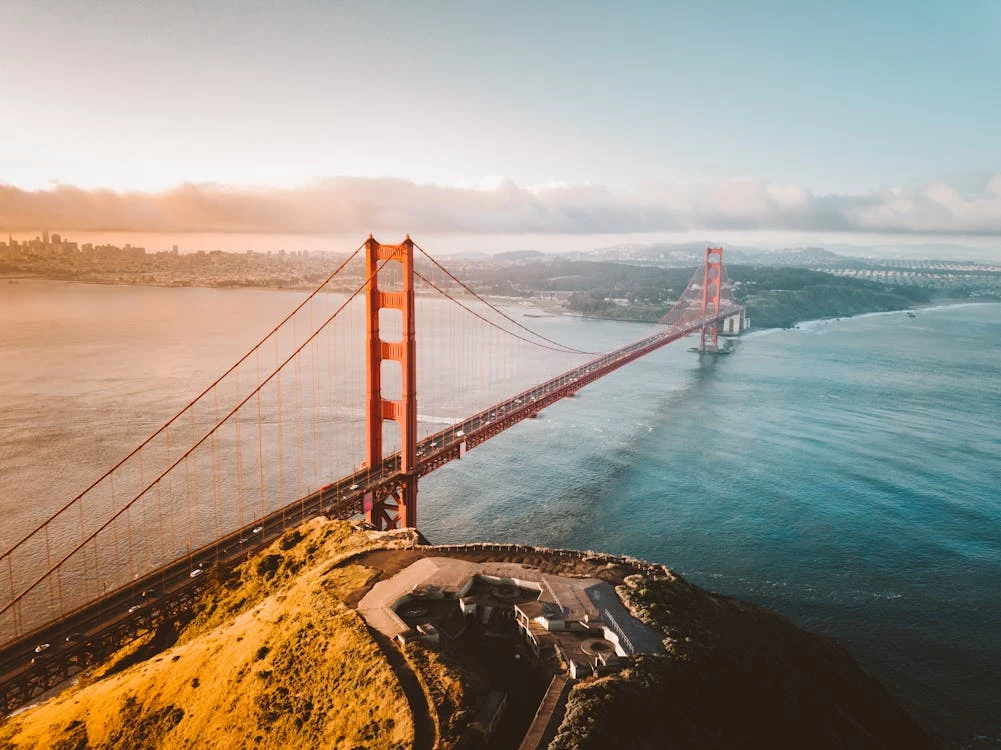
[420,304,1001,748]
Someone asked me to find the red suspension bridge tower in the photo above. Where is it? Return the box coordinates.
[699,246,724,353]
[364,235,418,530]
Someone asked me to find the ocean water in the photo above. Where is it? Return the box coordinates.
[1,280,999,747]
[420,303,1001,749]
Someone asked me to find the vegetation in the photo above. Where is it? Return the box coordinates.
[401,641,486,747]
[0,529,936,750]
[0,520,415,750]
[562,265,935,328]
[458,258,945,329]
[463,259,693,308]
[728,266,931,329]
[549,572,936,750]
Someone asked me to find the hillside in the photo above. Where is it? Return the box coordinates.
[0,520,935,749]
[728,265,932,329]
[0,520,417,750]
[448,258,937,329]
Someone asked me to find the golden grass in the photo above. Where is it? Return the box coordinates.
[401,640,486,748]
[0,519,415,750]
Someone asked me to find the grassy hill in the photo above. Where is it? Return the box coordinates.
[455,258,936,329]
[728,266,931,329]
[0,520,415,750]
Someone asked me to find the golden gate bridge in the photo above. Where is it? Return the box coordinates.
[0,237,741,709]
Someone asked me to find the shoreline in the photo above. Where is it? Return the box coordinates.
[6,273,998,335]
[569,297,1001,332]
[770,298,1000,332]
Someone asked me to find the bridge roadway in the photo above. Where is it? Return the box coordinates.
[0,308,739,712]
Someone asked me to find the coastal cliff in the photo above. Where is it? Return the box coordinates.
[552,572,936,749]
[0,519,934,749]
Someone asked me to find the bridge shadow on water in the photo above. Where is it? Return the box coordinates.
[643,346,729,428]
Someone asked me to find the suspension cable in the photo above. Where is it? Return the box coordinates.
[413,242,601,355]
[413,269,599,355]
[1,242,366,563]
[2,252,393,617]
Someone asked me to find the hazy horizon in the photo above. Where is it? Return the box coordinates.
[3,227,999,263]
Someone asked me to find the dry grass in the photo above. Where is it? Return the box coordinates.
[0,519,416,750]
[401,641,486,749]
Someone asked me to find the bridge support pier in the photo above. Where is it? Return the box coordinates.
[364,236,419,530]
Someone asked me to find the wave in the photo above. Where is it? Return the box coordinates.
[915,300,1001,314]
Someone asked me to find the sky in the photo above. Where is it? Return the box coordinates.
[1,0,1000,255]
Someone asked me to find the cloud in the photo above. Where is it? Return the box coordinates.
[2,174,1001,236]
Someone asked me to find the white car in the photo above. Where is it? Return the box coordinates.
[252,526,264,534]
[189,569,204,578]
[128,605,142,614]
[33,643,51,654]
[349,484,359,491]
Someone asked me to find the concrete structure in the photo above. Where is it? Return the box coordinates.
[519,675,571,750]
[357,556,664,680]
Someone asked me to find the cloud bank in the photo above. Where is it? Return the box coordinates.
[2,175,1001,236]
